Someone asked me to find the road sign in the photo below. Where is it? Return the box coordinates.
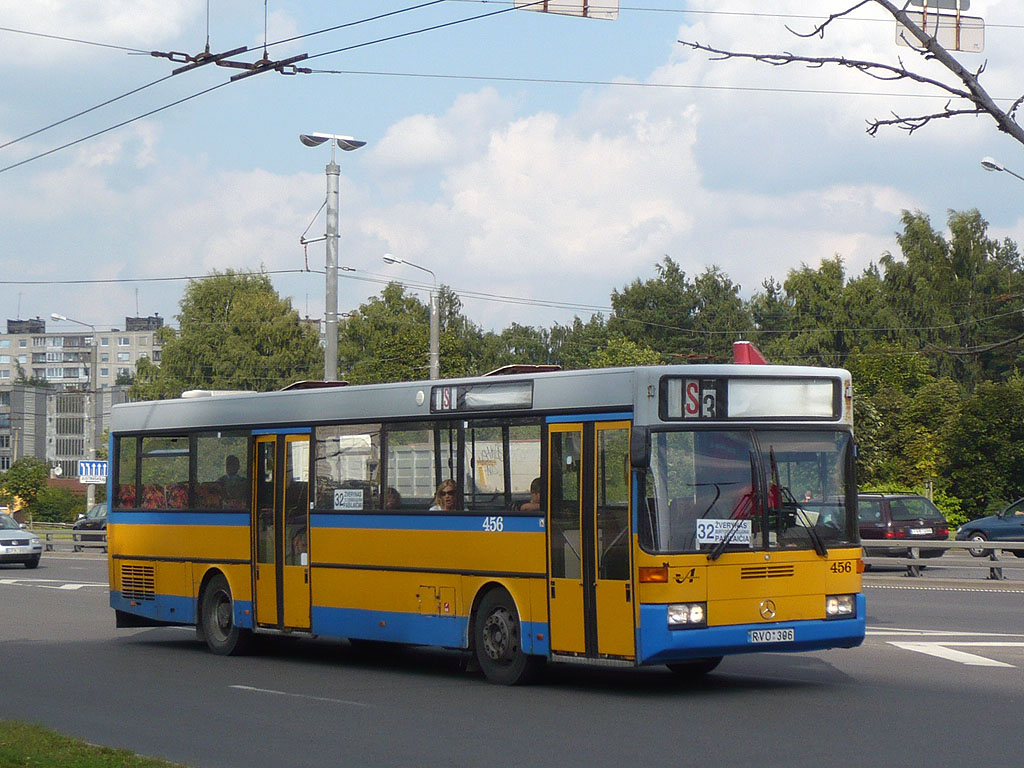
[909,0,969,9]
[514,0,618,20]
[78,460,108,485]
[896,12,984,53]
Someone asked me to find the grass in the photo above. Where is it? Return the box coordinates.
[0,721,188,768]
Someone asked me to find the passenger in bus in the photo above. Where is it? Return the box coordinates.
[519,477,542,512]
[430,479,459,511]
[384,487,402,510]
[219,455,248,506]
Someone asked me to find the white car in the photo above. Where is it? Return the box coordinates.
[0,515,43,569]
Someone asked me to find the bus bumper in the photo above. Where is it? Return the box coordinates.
[637,594,866,665]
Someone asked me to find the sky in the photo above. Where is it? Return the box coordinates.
[1,0,1023,338]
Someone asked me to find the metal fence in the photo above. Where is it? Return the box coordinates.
[862,539,1024,579]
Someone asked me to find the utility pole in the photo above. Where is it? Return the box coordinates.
[325,155,340,382]
[299,133,366,381]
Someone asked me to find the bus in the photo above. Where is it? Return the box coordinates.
[107,362,864,684]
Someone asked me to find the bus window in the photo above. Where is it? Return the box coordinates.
[641,429,854,554]
[196,432,249,510]
[139,436,189,509]
[115,436,138,509]
[385,424,440,509]
[314,424,381,510]
[462,421,541,511]
[597,426,630,580]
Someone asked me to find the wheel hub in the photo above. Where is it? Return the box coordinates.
[482,609,514,661]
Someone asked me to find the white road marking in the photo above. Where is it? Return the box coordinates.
[868,627,1024,638]
[867,627,1024,667]
[230,685,370,707]
[0,577,107,590]
[888,641,1021,668]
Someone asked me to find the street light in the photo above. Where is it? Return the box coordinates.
[383,254,440,380]
[50,313,98,506]
[981,156,1024,184]
[299,132,366,381]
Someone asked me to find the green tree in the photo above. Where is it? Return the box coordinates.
[881,210,1024,388]
[549,315,611,370]
[0,457,50,512]
[942,374,1024,517]
[755,257,891,366]
[131,270,322,398]
[34,486,85,523]
[588,336,662,368]
[338,283,433,384]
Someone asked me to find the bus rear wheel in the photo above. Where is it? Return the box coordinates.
[666,657,722,678]
[474,589,539,685]
[199,574,252,655]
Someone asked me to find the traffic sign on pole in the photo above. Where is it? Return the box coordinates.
[78,460,108,485]
[909,0,969,10]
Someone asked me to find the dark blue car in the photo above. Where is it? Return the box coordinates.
[955,498,1024,557]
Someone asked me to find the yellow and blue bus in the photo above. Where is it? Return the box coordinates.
[108,362,864,684]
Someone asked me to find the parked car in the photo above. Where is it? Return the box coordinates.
[857,493,949,558]
[72,503,107,552]
[0,513,43,568]
[955,498,1024,557]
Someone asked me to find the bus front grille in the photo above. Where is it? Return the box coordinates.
[121,564,156,601]
[740,565,796,580]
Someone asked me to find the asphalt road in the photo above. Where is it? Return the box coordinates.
[2,553,1023,768]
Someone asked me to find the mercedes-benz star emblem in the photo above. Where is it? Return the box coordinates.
[759,599,777,620]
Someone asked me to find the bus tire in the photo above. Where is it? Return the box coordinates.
[473,588,539,685]
[666,656,722,678]
[199,574,252,656]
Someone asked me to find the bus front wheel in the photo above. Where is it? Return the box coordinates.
[473,589,539,685]
[199,574,252,655]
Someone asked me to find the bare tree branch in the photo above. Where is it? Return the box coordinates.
[680,0,1024,147]
[680,40,971,98]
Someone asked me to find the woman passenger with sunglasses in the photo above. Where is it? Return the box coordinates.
[430,479,459,511]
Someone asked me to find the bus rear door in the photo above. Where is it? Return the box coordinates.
[253,432,311,632]
[547,420,635,660]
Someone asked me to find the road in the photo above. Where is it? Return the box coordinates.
[2,552,1023,768]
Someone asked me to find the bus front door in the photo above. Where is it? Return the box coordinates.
[548,421,635,660]
[253,433,311,632]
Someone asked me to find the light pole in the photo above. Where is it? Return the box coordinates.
[383,254,440,380]
[50,313,97,507]
[981,156,1024,184]
[299,132,366,381]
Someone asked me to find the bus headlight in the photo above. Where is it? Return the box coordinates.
[825,594,856,619]
[667,602,707,629]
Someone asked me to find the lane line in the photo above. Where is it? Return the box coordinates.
[230,685,371,708]
[0,577,107,589]
[868,627,1024,638]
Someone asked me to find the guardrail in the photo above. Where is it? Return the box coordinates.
[41,531,107,552]
[862,539,1024,579]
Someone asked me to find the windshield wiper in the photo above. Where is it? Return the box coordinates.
[706,516,748,561]
[781,486,827,557]
[707,452,758,561]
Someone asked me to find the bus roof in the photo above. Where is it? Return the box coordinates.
[111,364,851,434]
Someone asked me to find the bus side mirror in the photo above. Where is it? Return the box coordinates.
[630,426,650,469]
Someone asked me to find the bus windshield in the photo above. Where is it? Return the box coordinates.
[640,429,854,555]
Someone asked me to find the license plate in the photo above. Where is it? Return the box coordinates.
[910,527,933,535]
[748,628,794,644]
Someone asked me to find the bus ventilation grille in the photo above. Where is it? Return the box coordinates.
[121,564,156,601]
[740,565,796,580]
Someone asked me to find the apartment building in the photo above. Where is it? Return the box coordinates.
[0,316,160,478]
